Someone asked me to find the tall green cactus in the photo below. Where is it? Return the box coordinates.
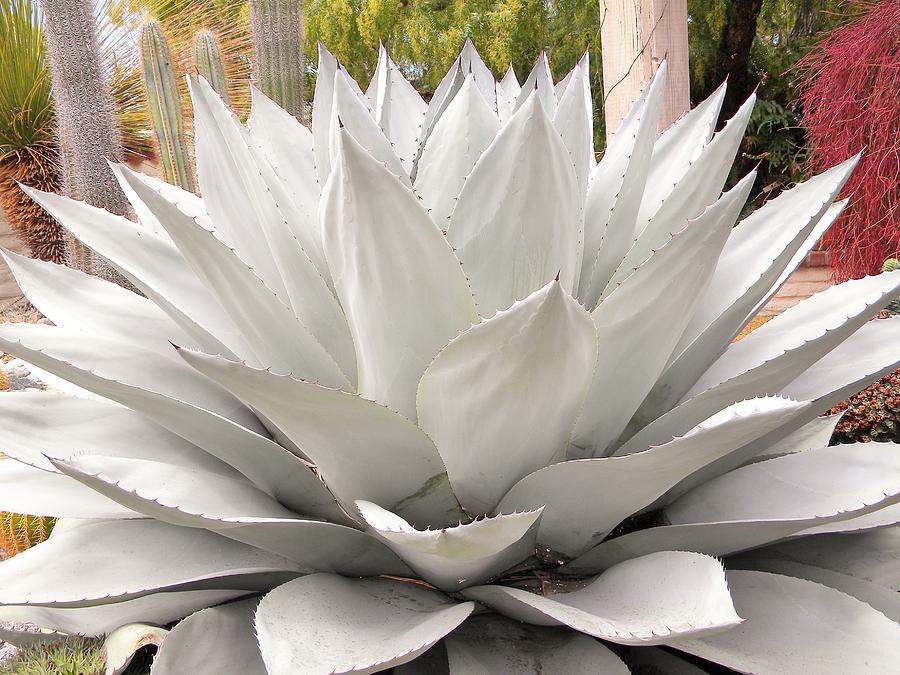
[36,0,128,281]
[141,20,195,192]
[194,30,230,106]
[248,0,305,121]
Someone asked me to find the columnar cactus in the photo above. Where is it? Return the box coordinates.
[194,30,230,107]
[36,0,128,280]
[141,20,195,192]
[248,0,305,121]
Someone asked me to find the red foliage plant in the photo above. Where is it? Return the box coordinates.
[795,0,900,281]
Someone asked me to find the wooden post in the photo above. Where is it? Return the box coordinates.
[600,0,690,138]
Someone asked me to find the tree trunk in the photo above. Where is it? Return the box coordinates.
[702,0,764,120]
[248,0,306,122]
[38,0,129,281]
[599,0,690,138]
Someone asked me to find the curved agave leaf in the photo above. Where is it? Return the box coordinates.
[572,172,755,457]
[552,62,592,200]
[674,571,900,674]
[322,130,478,417]
[620,276,900,455]
[149,598,267,675]
[313,43,338,185]
[795,501,900,537]
[414,65,465,179]
[0,248,195,357]
[255,575,474,675]
[464,551,741,645]
[0,520,302,607]
[0,457,135,519]
[178,349,464,528]
[514,52,557,116]
[751,413,840,462]
[102,623,168,675]
[247,85,325,276]
[496,64,520,124]
[107,162,175,242]
[120,170,353,387]
[443,615,628,674]
[498,397,808,556]
[457,39,498,113]
[417,281,596,514]
[20,186,250,359]
[0,323,257,429]
[415,74,499,229]
[50,456,398,573]
[0,625,67,649]
[577,62,666,305]
[355,500,543,591]
[447,93,582,316]
[0,590,249,637]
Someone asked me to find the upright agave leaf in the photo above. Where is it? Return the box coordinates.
[2,41,899,675]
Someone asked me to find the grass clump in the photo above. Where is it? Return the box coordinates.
[2,638,104,675]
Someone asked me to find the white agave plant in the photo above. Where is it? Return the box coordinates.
[0,39,899,674]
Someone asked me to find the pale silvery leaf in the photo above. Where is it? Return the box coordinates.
[150,598,267,675]
[417,281,596,514]
[0,590,249,638]
[794,501,900,537]
[514,51,557,116]
[0,625,67,649]
[0,457,136,519]
[322,130,478,418]
[498,397,808,556]
[752,413,840,462]
[572,171,755,457]
[255,575,474,675]
[178,349,464,528]
[496,64,520,124]
[19,186,250,359]
[313,43,338,186]
[444,615,628,674]
[0,248,195,357]
[415,65,465,178]
[355,500,543,591]
[552,61,592,200]
[102,623,168,675]
[464,551,741,645]
[0,520,301,607]
[415,74,500,229]
[447,93,582,316]
[577,62,667,305]
[120,170,353,387]
[107,162,174,241]
[369,45,427,172]
[674,571,900,674]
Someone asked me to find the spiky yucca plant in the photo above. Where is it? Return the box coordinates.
[1,43,900,674]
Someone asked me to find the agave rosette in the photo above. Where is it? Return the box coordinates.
[1,41,900,674]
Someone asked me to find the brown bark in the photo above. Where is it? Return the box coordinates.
[702,0,764,120]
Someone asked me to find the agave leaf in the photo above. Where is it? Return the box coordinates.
[50,456,397,573]
[795,501,900,536]
[247,86,329,283]
[0,457,136,519]
[20,186,250,360]
[107,162,175,242]
[730,558,900,622]
[110,163,207,221]
[120,170,353,387]
[355,501,543,591]
[322,130,478,418]
[751,413,840,462]
[255,575,474,675]
[496,65,520,124]
[552,62,592,200]
[572,172,755,457]
[447,93,582,316]
[178,349,464,528]
[0,520,302,607]
[0,248,195,356]
[457,39,498,112]
[331,68,409,185]
[578,70,667,305]
[415,74,499,229]
[674,571,900,673]
[0,323,257,428]
[640,162,856,423]
[313,43,338,185]
[514,52,557,116]
[0,625,67,649]
[443,615,628,674]
[414,65,466,179]
[620,277,900,455]
[417,282,596,514]
[369,45,427,172]
[498,397,808,556]
[603,94,756,297]
[743,527,900,591]
[149,598,267,675]
[102,623,168,675]
[463,551,741,645]
[0,590,249,638]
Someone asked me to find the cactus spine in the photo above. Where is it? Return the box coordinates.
[36,0,128,281]
[248,0,305,121]
[194,30,230,106]
[141,20,195,192]
[0,512,55,557]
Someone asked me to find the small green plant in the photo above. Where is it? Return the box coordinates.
[2,637,104,675]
